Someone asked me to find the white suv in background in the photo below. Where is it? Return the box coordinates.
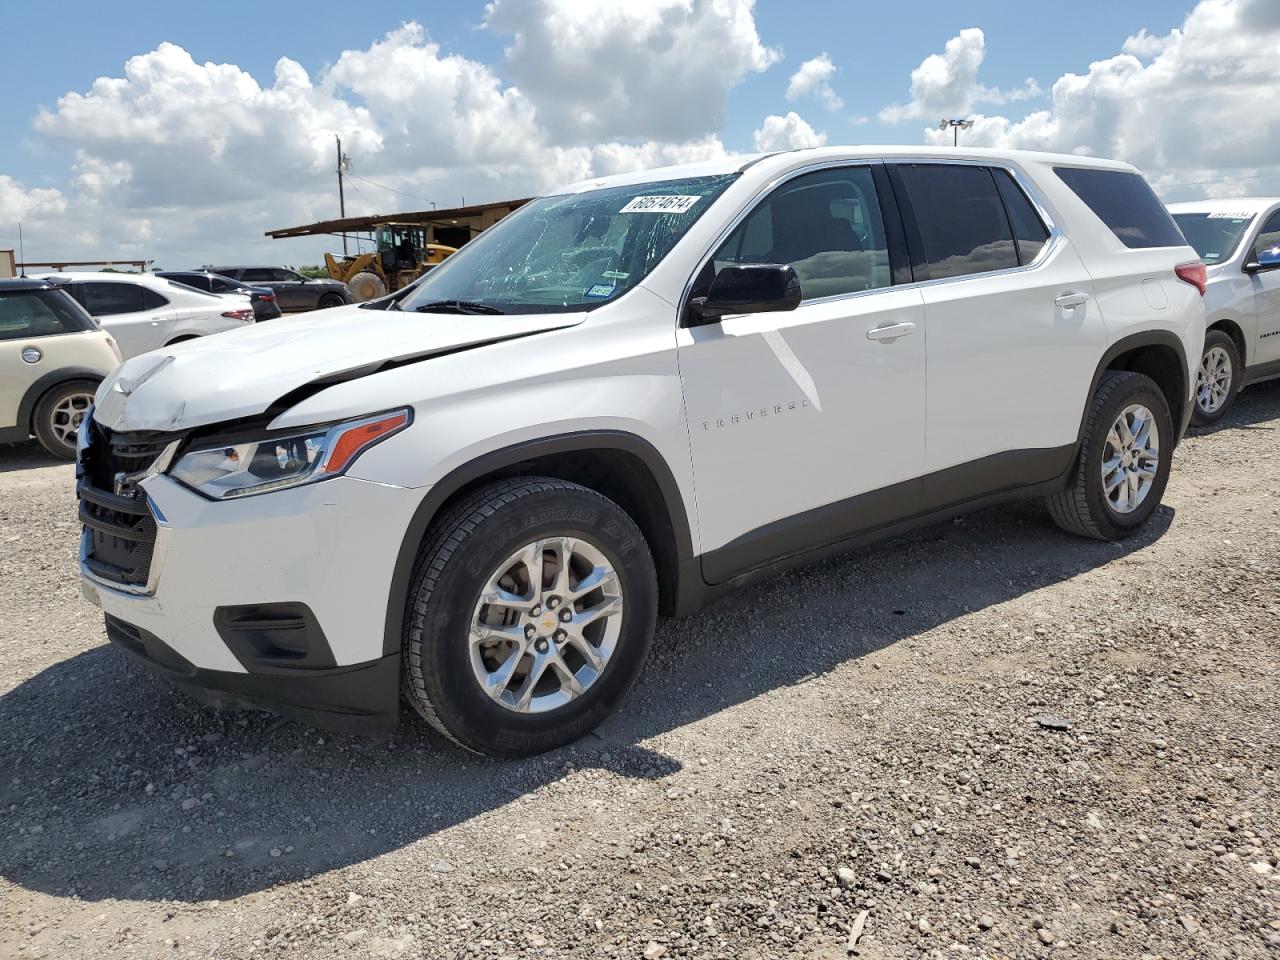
[36,272,255,359]
[78,147,1204,757]
[1168,199,1280,424]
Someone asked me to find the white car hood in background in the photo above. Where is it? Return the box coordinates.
[93,305,586,432]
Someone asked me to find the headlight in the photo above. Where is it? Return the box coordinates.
[170,409,411,499]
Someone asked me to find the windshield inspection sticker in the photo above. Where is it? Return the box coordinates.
[620,195,701,214]
[585,284,616,298]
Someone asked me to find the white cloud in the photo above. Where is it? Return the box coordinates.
[914,0,1280,197]
[753,112,826,152]
[483,0,779,143]
[786,54,843,112]
[0,176,67,224]
[12,17,765,269]
[879,27,1039,124]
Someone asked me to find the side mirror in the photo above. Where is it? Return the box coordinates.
[1245,247,1280,273]
[688,264,802,325]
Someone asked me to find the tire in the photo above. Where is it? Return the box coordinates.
[402,477,658,757]
[1190,329,1241,427]
[317,293,346,310]
[32,379,97,460]
[165,335,198,346]
[1047,370,1173,541]
[347,272,386,302]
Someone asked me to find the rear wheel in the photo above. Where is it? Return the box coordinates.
[402,477,658,757]
[347,272,386,302]
[1047,370,1173,540]
[1190,329,1240,426]
[32,379,97,459]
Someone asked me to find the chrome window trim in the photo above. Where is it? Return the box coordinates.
[679,155,1062,319]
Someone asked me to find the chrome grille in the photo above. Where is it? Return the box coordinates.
[78,423,177,589]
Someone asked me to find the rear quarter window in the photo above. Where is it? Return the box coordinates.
[1055,167,1185,249]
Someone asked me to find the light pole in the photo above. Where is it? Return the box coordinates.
[335,135,351,254]
[939,118,974,146]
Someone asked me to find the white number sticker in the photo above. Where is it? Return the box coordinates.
[1206,211,1254,220]
[619,195,701,214]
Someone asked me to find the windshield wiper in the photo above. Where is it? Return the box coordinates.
[412,299,505,315]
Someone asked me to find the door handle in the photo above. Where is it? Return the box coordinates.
[866,321,917,341]
[1054,292,1090,308]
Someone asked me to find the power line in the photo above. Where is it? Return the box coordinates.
[343,172,436,206]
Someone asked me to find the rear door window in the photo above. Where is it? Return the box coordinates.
[893,164,1019,280]
[240,268,273,282]
[993,170,1050,264]
[79,282,147,316]
[1054,167,1184,249]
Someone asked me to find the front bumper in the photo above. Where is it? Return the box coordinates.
[81,471,425,732]
[102,613,400,734]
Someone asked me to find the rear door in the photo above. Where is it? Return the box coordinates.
[76,281,176,358]
[889,162,1104,508]
[1249,208,1280,365]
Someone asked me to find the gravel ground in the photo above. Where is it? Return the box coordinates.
[2,383,1278,960]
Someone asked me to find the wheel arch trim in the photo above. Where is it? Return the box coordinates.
[16,367,104,436]
[1084,330,1190,446]
[382,429,694,657]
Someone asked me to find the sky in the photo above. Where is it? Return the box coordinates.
[1,0,1277,270]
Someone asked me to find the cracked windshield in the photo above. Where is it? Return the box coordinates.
[399,174,738,314]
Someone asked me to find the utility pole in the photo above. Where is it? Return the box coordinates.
[939,118,974,146]
[335,135,349,255]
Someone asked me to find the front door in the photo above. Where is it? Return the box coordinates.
[76,281,176,358]
[677,164,927,583]
[1249,209,1280,366]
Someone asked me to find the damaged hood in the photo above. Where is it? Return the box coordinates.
[93,305,586,433]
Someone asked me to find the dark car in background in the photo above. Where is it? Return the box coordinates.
[206,266,352,312]
[156,270,283,321]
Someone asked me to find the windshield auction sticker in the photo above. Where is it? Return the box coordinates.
[620,195,701,214]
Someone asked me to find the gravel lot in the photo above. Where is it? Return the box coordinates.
[2,383,1278,960]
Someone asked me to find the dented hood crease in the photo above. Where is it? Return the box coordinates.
[93,306,586,433]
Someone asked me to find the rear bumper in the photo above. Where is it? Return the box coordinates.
[104,613,400,735]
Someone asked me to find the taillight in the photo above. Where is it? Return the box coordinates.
[1175,261,1207,296]
[221,309,254,321]
[258,293,275,302]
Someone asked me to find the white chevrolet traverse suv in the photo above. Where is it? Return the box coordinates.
[36,271,255,359]
[78,148,1205,756]
[1168,199,1280,424]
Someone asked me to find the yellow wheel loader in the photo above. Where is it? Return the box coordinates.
[325,223,457,302]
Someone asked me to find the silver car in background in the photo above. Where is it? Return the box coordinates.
[1169,199,1280,424]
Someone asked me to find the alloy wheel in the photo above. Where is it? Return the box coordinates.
[49,392,93,448]
[1101,403,1160,515]
[1195,345,1232,415]
[469,537,623,713]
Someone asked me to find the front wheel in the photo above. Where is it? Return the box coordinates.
[402,477,658,757]
[1047,370,1173,540]
[317,293,346,310]
[1190,329,1240,427]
